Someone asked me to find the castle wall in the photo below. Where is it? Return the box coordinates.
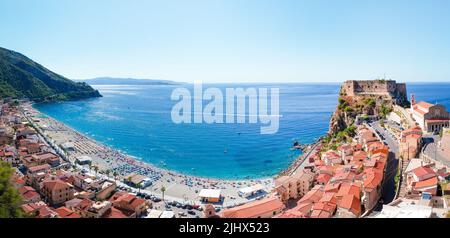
[342,80,407,104]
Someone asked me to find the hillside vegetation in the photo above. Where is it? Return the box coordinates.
[0,47,101,102]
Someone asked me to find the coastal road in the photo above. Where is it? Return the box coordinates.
[287,142,321,176]
[368,121,399,208]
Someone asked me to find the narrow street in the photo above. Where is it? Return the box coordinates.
[368,121,399,208]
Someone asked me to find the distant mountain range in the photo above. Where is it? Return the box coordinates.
[77,77,182,85]
[0,47,101,102]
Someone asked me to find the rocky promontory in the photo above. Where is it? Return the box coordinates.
[328,79,409,137]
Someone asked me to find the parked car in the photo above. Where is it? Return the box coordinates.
[187,210,196,215]
[152,197,161,202]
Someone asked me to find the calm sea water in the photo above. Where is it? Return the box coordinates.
[33,83,450,179]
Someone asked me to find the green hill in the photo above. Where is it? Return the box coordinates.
[0,47,101,102]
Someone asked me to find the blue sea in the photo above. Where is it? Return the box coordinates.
[33,83,450,179]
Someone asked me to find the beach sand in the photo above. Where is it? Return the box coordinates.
[23,103,276,207]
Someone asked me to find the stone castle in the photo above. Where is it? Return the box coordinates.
[341,79,407,105]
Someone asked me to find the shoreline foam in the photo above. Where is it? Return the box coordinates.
[25,102,282,206]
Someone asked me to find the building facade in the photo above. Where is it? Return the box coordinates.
[275,170,315,202]
[410,96,450,133]
[41,178,75,206]
[341,80,407,104]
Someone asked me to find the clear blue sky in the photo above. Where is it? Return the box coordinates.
[1,0,450,83]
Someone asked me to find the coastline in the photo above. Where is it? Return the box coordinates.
[23,102,278,207]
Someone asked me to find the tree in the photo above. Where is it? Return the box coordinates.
[0,162,25,218]
[93,165,99,177]
[136,183,142,193]
[161,185,166,201]
[380,104,392,118]
[113,171,118,182]
[364,98,376,107]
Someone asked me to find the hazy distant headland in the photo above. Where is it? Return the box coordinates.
[77,77,183,86]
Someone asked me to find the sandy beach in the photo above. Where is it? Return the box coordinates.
[22,103,278,207]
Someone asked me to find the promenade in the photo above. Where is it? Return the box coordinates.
[21,103,275,209]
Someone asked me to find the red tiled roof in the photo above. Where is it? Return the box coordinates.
[22,190,40,200]
[338,194,361,217]
[363,169,383,190]
[312,201,336,214]
[43,178,72,191]
[353,151,368,161]
[28,164,51,172]
[333,171,356,182]
[353,144,363,151]
[37,206,58,218]
[324,182,340,193]
[55,207,81,218]
[310,209,332,218]
[319,192,337,205]
[274,209,306,218]
[414,177,438,189]
[336,183,361,199]
[314,160,325,167]
[293,201,314,215]
[402,126,422,135]
[413,106,426,115]
[21,202,46,213]
[130,197,146,209]
[325,151,341,159]
[317,173,332,184]
[416,101,434,109]
[221,196,285,218]
[412,166,436,178]
[298,185,324,205]
[102,207,129,218]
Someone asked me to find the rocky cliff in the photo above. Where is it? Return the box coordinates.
[328,79,408,136]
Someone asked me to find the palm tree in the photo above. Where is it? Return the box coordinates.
[161,185,166,201]
[126,176,132,185]
[136,183,142,193]
[113,171,118,182]
[93,165,99,177]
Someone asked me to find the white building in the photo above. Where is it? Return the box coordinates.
[374,198,432,218]
[238,184,265,198]
[198,189,222,203]
[409,96,450,133]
